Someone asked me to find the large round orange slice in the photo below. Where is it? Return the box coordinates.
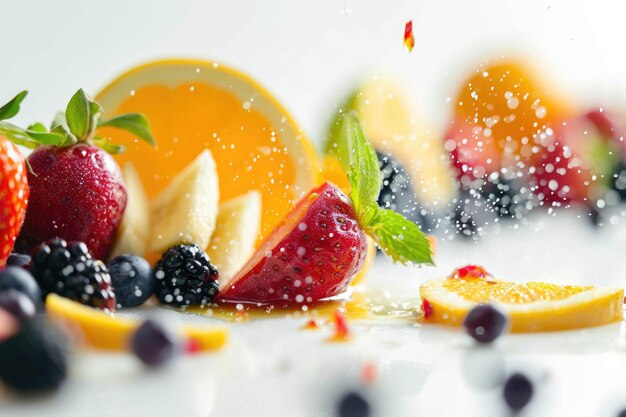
[95,59,319,241]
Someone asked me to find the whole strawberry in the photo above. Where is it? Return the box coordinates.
[6,89,154,260]
[0,92,31,267]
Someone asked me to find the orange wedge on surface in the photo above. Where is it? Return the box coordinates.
[46,294,228,351]
[95,59,319,242]
[420,274,623,332]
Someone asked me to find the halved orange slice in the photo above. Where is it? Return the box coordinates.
[95,59,319,242]
[46,294,228,351]
[420,272,623,332]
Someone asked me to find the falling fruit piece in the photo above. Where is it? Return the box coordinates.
[46,293,228,351]
[403,20,415,52]
[331,309,350,342]
[420,271,623,332]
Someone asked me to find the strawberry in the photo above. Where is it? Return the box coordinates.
[219,182,367,303]
[0,89,154,260]
[16,144,125,260]
[0,92,31,267]
[0,137,29,267]
[219,113,433,305]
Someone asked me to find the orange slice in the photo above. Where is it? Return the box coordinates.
[420,274,623,332]
[46,294,228,351]
[95,59,319,242]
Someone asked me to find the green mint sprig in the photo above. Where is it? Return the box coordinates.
[326,112,434,265]
[0,89,155,153]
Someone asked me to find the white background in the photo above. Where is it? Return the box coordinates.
[4,0,626,144]
[3,2,626,416]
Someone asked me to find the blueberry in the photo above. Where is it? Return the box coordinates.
[0,290,35,320]
[0,266,42,307]
[0,318,68,393]
[463,304,508,343]
[376,151,433,232]
[108,254,154,308]
[131,320,175,366]
[6,253,31,268]
[336,391,371,417]
[503,372,533,411]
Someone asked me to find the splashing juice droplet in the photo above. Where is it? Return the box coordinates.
[403,20,415,52]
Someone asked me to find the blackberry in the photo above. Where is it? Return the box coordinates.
[377,151,432,232]
[0,319,68,393]
[448,190,496,240]
[30,238,116,311]
[611,160,626,200]
[154,244,219,307]
[479,174,535,219]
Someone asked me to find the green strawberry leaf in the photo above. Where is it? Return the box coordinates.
[98,113,155,147]
[51,124,77,147]
[65,89,91,140]
[27,122,48,133]
[93,137,125,154]
[0,91,28,121]
[328,111,433,266]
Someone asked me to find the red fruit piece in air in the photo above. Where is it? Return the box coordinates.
[16,143,126,260]
[218,182,367,304]
[0,136,29,267]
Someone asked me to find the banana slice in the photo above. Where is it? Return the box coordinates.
[149,150,219,253]
[109,162,150,259]
[207,191,261,291]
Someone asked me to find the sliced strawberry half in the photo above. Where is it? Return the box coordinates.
[218,182,368,305]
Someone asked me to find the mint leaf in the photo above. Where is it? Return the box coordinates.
[366,208,433,265]
[328,112,433,266]
[98,113,155,147]
[0,91,28,121]
[327,112,380,219]
[65,89,90,140]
